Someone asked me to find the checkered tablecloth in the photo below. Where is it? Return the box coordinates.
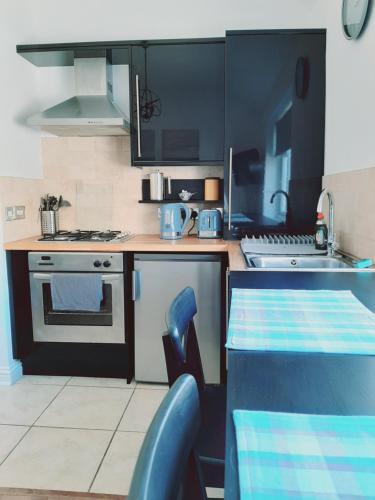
[226,289,375,354]
[233,410,375,499]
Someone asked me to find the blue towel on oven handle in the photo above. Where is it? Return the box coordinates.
[51,273,103,312]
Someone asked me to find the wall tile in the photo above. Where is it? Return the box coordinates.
[1,137,224,240]
[38,137,223,235]
[75,181,114,230]
[94,137,124,152]
[41,138,68,172]
[323,165,375,261]
[121,136,131,152]
[67,137,95,152]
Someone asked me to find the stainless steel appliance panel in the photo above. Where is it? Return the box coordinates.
[28,252,125,344]
[133,254,221,383]
[29,272,125,344]
[28,252,123,272]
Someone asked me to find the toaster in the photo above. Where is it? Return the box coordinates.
[197,209,222,239]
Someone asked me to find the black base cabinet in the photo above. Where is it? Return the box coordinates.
[6,251,134,383]
[131,41,225,166]
[21,342,129,378]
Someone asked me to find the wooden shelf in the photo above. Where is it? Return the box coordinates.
[141,178,224,205]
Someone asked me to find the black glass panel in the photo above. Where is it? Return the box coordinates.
[224,32,326,239]
[140,130,156,161]
[162,129,199,161]
[132,42,224,165]
[42,283,113,326]
[275,108,292,156]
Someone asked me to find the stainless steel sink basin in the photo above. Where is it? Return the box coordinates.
[247,256,352,269]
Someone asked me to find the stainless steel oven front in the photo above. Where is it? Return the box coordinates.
[28,252,125,344]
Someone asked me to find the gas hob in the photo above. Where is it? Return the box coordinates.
[38,230,133,243]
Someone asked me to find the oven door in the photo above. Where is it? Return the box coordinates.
[29,272,125,344]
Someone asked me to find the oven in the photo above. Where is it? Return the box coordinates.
[28,252,125,344]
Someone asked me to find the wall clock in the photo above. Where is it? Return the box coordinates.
[342,0,371,39]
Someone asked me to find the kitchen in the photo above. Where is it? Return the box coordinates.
[1,1,375,499]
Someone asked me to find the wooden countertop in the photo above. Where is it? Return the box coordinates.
[3,234,248,271]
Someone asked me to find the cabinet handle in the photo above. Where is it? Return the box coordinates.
[132,270,140,301]
[33,273,121,282]
[228,147,233,230]
[135,74,142,158]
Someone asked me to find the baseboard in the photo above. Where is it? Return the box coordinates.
[0,359,22,385]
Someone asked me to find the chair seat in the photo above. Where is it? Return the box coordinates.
[197,384,226,487]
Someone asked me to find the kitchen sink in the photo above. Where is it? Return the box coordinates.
[247,256,353,269]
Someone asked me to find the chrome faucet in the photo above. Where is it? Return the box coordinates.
[317,188,335,256]
[270,190,292,228]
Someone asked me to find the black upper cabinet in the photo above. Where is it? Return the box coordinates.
[131,42,225,166]
[223,30,326,239]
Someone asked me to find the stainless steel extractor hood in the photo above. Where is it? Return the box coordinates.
[27,57,130,136]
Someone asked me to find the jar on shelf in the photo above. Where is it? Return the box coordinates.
[204,177,220,201]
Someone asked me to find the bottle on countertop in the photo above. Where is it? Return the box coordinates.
[315,212,328,250]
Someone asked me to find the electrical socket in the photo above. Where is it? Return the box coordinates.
[15,206,25,219]
[5,206,16,221]
[190,207,200,219]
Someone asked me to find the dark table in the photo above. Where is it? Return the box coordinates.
[224,350,375,499]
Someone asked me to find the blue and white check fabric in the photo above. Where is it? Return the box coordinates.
[233,410,375,499]
[226,289,375,354]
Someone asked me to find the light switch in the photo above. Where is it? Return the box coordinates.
[15,206,25,219]
[5,206,15,221]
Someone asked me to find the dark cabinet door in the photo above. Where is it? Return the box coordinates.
[131,42,224,166]
[224,31,326,239]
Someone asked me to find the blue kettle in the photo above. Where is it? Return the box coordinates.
[160,203,191,240]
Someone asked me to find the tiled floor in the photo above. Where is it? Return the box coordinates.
[0,375,168,496]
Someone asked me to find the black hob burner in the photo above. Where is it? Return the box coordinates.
[38,230,132,243]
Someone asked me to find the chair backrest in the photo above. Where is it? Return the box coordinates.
[163,287,205,394]
[127,374,207,500]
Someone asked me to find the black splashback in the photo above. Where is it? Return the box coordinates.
[224,30,326,239]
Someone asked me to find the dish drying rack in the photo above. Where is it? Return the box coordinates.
[241,234,327,256]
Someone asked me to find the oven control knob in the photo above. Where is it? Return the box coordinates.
[93,260,102,268]
[103,260,111,268]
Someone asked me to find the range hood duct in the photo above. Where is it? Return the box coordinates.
[28,57,130,137]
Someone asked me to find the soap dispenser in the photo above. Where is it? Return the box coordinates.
[315,212,328,250]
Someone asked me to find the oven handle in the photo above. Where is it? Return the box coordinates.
[132,270,140,301]
[32,273,122,282]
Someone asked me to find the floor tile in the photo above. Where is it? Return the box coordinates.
[118,388,168,432]
[0,385,62,425]
[0,427,112,491]
[90,431,145,495]
[35,386,133,430]
[136,382,168,390]
[16,375,71,386]
[68,377,136,389]
[0,425,29,464]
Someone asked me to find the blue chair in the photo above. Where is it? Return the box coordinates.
[162,287,226,488]
[128,374,207,500]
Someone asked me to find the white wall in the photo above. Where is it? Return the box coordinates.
[26,0,327,42]
[0,1,40,383]
[324,2,375,174]
[0,2,42,179]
